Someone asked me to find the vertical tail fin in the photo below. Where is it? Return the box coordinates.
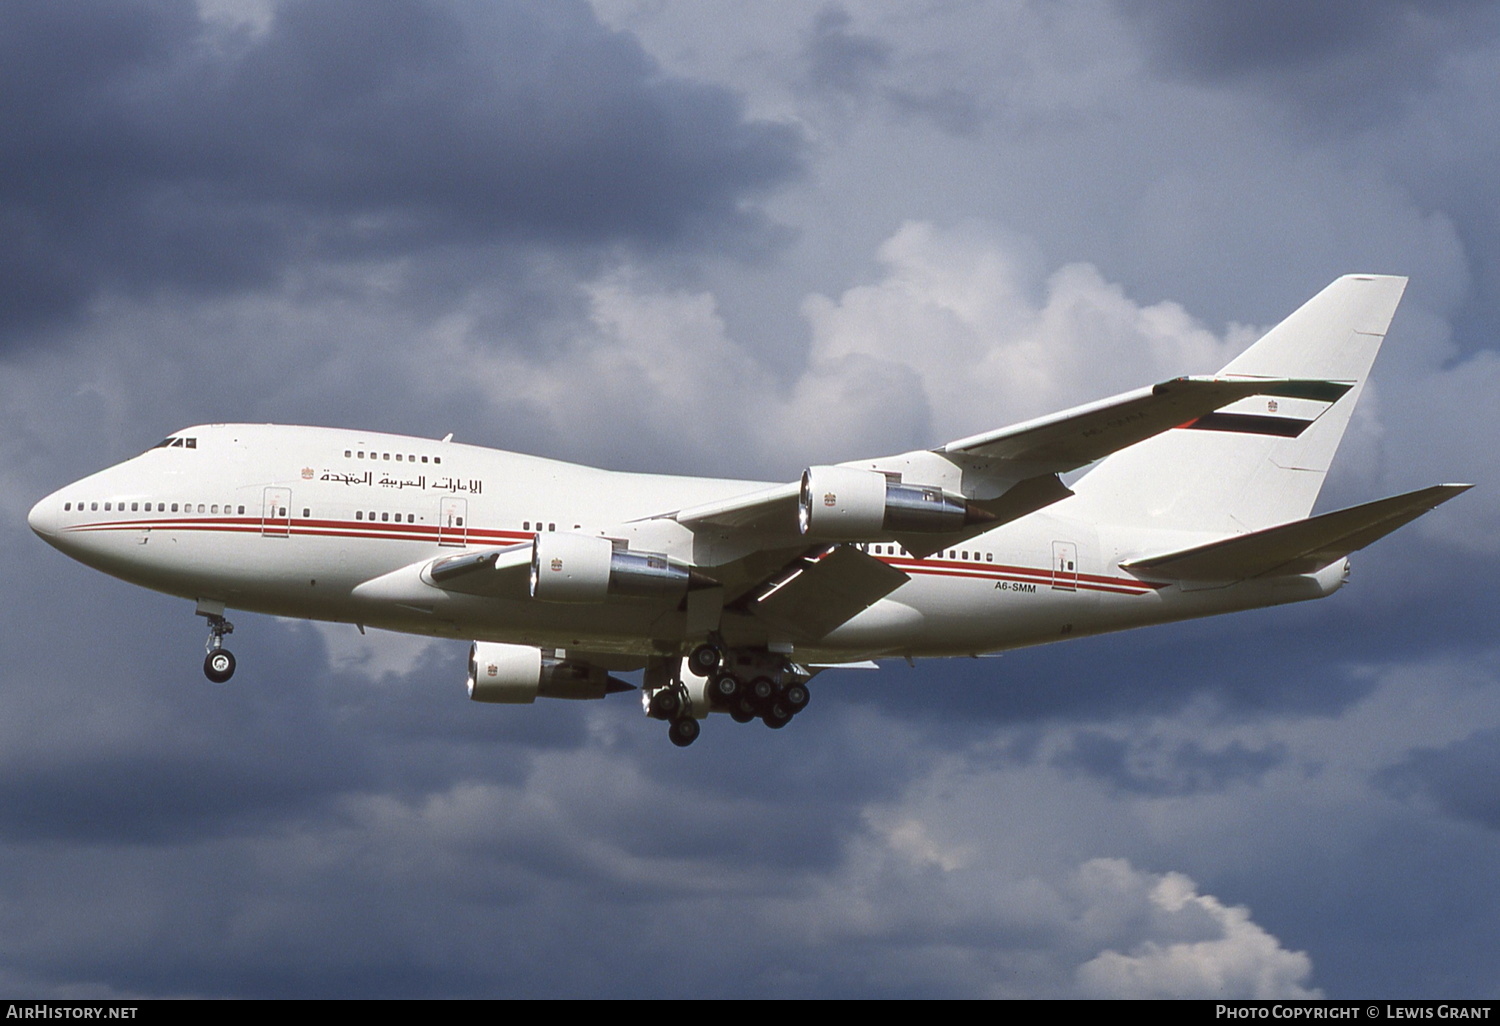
[1069,275,1408,533]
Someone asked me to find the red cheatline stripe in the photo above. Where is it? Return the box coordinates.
[60,519,1162,594]
[897,562,1159,595]
[885,554,1158,591]
[63,517,531,546]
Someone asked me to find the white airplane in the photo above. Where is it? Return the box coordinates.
[28,275,1468,746]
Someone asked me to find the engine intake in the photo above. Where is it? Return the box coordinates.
[798,465,990,539]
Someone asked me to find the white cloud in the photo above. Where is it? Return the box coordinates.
[802,220,1250,442]
[1072,859,1319,999]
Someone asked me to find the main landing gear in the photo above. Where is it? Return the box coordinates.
[645,681,703,748]
[202,614,236,683]
[645,642,810,744]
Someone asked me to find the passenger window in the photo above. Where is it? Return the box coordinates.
[433,457,441,464]
[986,553,993,562]
[523,521,530,531]
[421,456,428,463]
[456,516,463,526]
[64,502,71,511]
[211,505,219,514]
[198,504,206,513]
[91,502,98,511]
[381,512,389,522]
[303,508,310,517]
[383,453,390,461]
[345,450,352,458]
[357,451,365,458]
[407,514,414,523]
[395,454,402,461]
[356,511,363,520]
[237,505,244,514]
[170,503,178,512]
[548,523,555,531]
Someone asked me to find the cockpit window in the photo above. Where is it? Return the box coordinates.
[151,436,198,450]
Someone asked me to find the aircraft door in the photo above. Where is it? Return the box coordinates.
[262,487,292,537]
[1051,541,1078,591]
[438,497,467,547]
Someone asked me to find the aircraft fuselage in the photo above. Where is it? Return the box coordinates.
[28,422,1341,665]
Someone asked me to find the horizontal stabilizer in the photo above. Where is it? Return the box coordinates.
[1123,484,1471,581]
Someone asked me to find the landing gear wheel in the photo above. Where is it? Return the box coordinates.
[204,649,236,684]
[730,703,756,724]
[783,683,810,712]
[668,717,701,747]
[688,644,721,676]
[649,689,682,720]
[762,709,791,729]
[710,673,739,707]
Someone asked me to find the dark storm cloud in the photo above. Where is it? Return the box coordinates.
[800,5,981,136]
[0,0,805,342]
[804,4,892,96]
[1116,0,1497,77]
[1378,724,1500,830]
[1116,0,1500,125]
[1051,730,1286,796]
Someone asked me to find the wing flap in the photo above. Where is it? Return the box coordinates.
[1122,484,1471,581]
[747,544,910,642]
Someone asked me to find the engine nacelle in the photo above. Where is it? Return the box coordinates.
[529,532,696,603]
[798,465,982,539]
[466,641,626,703]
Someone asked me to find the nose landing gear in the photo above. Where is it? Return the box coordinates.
[202,613,236,683]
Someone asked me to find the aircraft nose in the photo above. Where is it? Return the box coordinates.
[27,493,58,539]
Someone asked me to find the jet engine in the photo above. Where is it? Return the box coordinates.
[798,465,991,539]
[466,642,633,703]
[529,531,705,603]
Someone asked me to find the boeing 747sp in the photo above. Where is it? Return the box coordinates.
[28,275,1468,746]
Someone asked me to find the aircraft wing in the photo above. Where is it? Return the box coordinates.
[672,480,801,532]
[351,542,535,605]
[938,376,1346,471]
[425,543,534,597]
[1122,483,1471,581]
[669,376,1334,558]
[737,543,910,642]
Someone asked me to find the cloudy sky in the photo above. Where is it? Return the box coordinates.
[5,0,1499,998]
